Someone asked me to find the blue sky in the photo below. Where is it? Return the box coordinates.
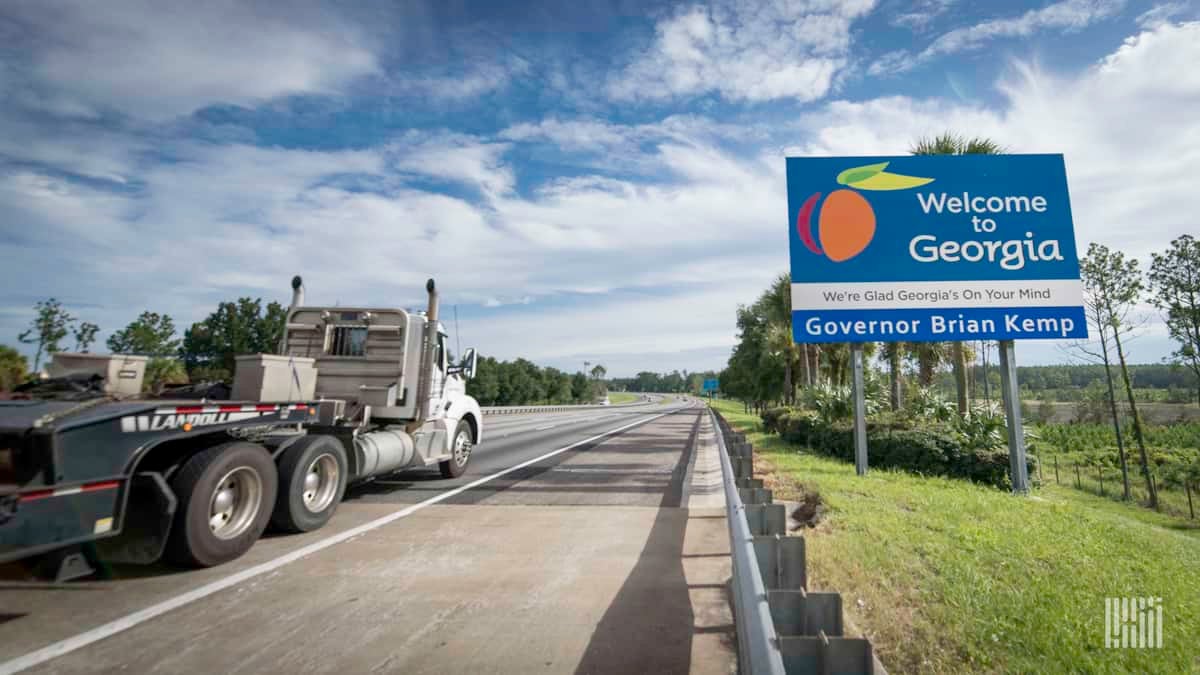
[1,0,1198,376]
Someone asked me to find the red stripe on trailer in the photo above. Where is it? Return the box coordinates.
[174,405,205,414]
[18,489,55,502]
[82,481,121,493]
[255,404,278,412]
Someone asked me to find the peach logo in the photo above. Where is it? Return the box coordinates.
[797,162,934,262]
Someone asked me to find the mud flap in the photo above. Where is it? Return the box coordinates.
[33,546,96,582]
[95,472,177,565]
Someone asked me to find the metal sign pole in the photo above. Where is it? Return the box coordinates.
[851,343,868,476]
[998,339,1030,493]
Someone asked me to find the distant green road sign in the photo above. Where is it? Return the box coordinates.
[702,378,718,392]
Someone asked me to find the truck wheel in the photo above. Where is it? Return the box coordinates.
[165,441,277,568]
[439,421,473,478]
[270,436,348,533]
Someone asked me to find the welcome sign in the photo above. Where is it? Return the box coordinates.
[785,154,1088,344]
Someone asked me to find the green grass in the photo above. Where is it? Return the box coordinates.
[712,399,1200,674]
[606,391,641,404]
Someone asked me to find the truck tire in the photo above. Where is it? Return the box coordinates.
[439,420,473,478]
[270,435,348,533]
[164,441,277,568]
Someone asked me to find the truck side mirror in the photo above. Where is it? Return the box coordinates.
[461,348,478,380]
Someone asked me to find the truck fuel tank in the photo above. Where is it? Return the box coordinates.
[354,429,416,478]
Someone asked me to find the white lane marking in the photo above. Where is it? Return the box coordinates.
[532,424,557,431]
[0,410,671,675]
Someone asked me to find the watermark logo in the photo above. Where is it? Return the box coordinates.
[796,162,934,262]
[1105,597,1163,649]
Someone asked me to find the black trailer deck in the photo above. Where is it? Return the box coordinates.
[1,397,318,568]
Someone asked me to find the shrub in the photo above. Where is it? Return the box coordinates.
[767,406,1033,489]
[904,386,956,424]
[761,406,792,433]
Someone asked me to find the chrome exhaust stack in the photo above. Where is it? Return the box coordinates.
[289,275,305,309]
[411,278,439,429]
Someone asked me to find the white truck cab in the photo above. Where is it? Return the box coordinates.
[269,277,483,480]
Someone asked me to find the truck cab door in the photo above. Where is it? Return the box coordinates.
[426,333,447,419]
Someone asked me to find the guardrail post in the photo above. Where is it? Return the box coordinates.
[731,455,754,479]
[752,535,806,590]
[745,504,787,536]
[768,589,844,637]
[739,487,774,504]
[779,633,877,674]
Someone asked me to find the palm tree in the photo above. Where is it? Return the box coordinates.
[766,323,798,405]
[911,132,1004,416]
[883,342,905,411]
[907,341,947,388]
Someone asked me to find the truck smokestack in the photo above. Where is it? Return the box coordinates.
[290,275,305,308]
[412,279,439,429]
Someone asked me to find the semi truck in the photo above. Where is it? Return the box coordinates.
[0,276,482,577]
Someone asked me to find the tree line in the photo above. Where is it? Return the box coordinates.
[608,370,720,394]
[1,296,290,393]
[468,358,607,406]
[1001,364,1196,399]
[1,295,618,409]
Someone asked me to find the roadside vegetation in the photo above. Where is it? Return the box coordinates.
[608,369,720,395]
[606,391,641,404]
[712,397,1200,674]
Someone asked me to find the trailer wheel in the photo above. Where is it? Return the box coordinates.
[165,441,277,568]
[270,436,348,533]
[439,421,473,478]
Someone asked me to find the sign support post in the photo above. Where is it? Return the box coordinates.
[851,343,868,476]
[997,339,1030,493]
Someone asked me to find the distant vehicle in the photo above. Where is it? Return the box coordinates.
[1,276,481,577]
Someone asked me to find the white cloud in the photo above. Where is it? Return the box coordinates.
[0,118,786,374]
[386,132,515,198]
[796,20,1200,362]
[889,0,958,31]
[3,1,379,120]
[4,20,1198,374]
[1136,2,1191,27]
[397,57,530,102]
[609,0,876,103]
[871,0,1126,75]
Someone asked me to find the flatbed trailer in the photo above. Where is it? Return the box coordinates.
[1,276,482,578]
[1,398,321,570]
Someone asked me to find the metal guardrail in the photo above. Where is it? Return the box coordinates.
[710,408,883,675]
[711,407,788,675]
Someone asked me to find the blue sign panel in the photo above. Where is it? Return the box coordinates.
[786,154,1087,343]
[702,378,719,392]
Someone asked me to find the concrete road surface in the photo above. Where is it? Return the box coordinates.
[0,396,736,674]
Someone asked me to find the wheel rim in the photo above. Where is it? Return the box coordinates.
[302,452,340,513]
[453,430,472,467]
[209,466,263,540]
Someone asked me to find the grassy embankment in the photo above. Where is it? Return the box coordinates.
[711,398,1200,674]
[606,391,641,404]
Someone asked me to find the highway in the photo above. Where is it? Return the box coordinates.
[0,396,735,674]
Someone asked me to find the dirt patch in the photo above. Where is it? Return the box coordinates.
[752,452,825,527]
